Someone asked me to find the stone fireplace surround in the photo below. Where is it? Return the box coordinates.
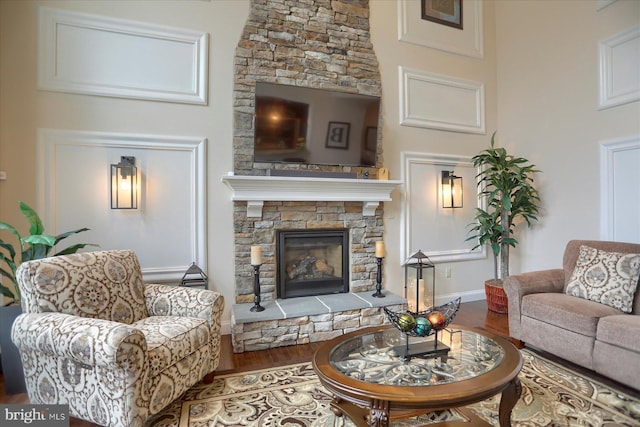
[228,0,406,352]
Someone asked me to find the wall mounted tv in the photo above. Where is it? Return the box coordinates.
[254,82,381,167]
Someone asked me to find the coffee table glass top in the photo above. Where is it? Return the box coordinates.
[329,327,505,386]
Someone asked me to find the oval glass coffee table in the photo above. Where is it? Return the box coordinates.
[312,324,522,427]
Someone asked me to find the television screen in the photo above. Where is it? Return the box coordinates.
[254,82,380,167]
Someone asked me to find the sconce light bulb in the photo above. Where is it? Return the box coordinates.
[120,179,131,191]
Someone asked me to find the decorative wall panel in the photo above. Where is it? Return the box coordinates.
[37,129,207,282]
[397,0,483,58]
[401,152,485,264]
[399,67,486,134]
[598,24,640,110]
[600,135,640,243]
[38,7,208,104]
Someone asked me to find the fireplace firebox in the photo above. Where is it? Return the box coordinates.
[277,229,349,299]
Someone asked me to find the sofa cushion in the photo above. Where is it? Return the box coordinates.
[596,315,640,353]
[133,316,211,378]
[565,245,640,313]
[522,293,622,337]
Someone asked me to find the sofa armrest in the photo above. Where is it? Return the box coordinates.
[503,268,564,340]
[11,312,147,369]
[144,283,224,329]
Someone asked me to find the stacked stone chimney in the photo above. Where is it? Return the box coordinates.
[231,0,384,304]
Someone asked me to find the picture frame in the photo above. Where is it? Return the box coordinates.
[365,127,377,151]
[326,122,350,149]
[421,0,463,30]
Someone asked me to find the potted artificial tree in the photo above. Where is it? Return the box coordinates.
[0,201,93,393]
[466,133,541,313]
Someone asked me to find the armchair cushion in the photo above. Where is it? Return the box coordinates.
[565,245,640,313]
[17,250,148,323]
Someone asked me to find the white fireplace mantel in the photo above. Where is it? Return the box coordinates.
[222,174,403,217]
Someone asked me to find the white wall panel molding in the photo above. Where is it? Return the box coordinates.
[38,7,208,104]
[399,67,485,134]
[398,0,483,58]
[37,129,208,282]
[598,24,640,110]
[400,151,485,265]
[600,135,640,243]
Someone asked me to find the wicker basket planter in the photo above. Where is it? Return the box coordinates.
[485,279,508,313]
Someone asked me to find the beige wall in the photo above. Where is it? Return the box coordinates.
[495,0,640,272]
[1,0,638,327]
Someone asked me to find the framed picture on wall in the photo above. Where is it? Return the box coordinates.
[421,0,463,30]
[326,122,350,149]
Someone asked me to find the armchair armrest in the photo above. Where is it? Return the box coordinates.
[11,312,147,369]
[144,283,224,329]
[503,268,564,340]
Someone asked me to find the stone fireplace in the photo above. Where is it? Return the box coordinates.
[226,0,406,353]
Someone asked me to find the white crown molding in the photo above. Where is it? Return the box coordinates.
[598,24,640,110]
[37,129,207,282]
[399,67,486,134]
[221,174,403,218]
[38,7,208,105]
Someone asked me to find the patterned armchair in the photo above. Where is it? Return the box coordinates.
[11,250,224,427]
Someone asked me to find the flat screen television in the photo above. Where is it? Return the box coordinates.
[254,82,381,167]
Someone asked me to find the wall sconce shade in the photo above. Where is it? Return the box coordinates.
[111,156,138,209]
[442,171,463,208]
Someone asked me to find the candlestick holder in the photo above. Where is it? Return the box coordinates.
[372,256,385,298]
[250,264,265,312]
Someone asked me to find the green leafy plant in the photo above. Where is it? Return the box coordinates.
[0,201,95,305]
[466,132,541,281]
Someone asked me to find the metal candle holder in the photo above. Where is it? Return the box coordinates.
[250,264,265,312]
[372,256,385,298]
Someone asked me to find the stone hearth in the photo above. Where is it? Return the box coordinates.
[231,292,405,352]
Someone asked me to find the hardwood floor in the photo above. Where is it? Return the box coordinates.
[6,300,619,426]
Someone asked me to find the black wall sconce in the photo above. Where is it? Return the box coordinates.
[111,156,138,209]
[442,171,463,208]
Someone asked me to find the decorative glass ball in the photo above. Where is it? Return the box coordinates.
[427,311,446,330]
[413,316,432,336]
[397,313,417,332]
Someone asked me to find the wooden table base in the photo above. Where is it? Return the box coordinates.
[330,377,522,427]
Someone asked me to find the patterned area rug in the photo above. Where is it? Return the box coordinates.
[146,349,640,427]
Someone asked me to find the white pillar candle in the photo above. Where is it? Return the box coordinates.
[250,245,262,265]
[375,241,385,258]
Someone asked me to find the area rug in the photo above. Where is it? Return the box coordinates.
[146,349,640,426]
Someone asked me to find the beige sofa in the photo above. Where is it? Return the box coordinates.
[12,250,224,427]
[504,240,640,391]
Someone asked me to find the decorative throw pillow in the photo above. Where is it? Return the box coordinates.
[565,245,640,313]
